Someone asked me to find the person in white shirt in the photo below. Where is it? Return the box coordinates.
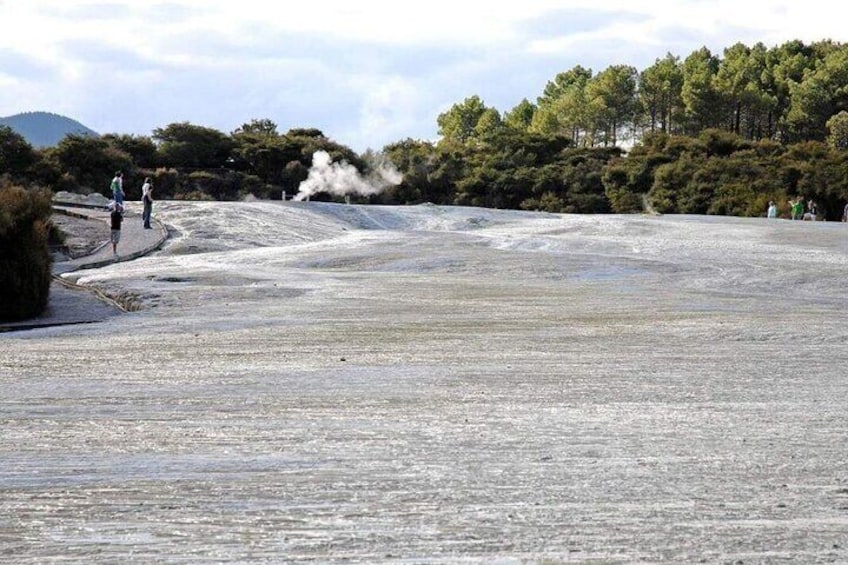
[141,177,154,229]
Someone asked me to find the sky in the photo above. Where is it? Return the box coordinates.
[1,1,846,153]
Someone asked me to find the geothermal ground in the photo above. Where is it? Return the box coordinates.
[2,201,848,563]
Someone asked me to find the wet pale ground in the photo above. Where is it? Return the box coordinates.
[2,201,848,563]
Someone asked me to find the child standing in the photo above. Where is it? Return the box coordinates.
[110,202,123,255]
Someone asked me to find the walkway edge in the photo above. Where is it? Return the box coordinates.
[52,207,169,274]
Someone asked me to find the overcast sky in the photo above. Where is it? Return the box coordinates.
[1,1,846,152]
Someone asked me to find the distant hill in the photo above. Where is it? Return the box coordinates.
[0,111,98,148]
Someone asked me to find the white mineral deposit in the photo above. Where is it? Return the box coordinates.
[3,201,847,563]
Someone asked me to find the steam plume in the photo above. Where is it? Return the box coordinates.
[294,150,402,201]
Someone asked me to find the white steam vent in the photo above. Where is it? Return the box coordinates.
[294,150,402,202]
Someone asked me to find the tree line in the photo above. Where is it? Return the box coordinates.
[0,120,369,202]
[386,39,848,218]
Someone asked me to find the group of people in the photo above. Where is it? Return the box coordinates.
[108,171,155,255]
[767,197,820,221]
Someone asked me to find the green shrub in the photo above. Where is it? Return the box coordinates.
[0,179,53,321]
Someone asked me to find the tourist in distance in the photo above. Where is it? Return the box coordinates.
[111,171,124,205]
[767,200,777,219]
[141,177,154,229]
[109,202,123,256]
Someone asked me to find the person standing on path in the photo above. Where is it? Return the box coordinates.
[141,177,154,229]
[110,202,123,255]
[808,199,818,221]
[111,171,124,205]
[791,197,804,220]
[767,200,777,219]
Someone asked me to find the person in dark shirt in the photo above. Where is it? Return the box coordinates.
[807,199,818,221]
[110,203,123,255]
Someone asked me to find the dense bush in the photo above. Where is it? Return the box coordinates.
[0,179,53,321]
[46,134,134,195]
[602,131,848,218]
[0,126,39,182]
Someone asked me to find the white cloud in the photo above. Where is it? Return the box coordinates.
[1,0,846,151]
[355,75,422,147]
